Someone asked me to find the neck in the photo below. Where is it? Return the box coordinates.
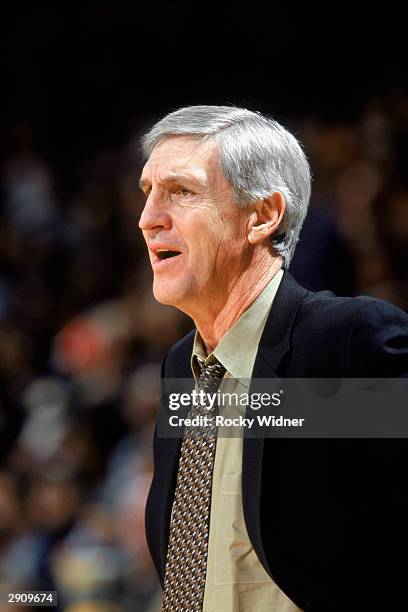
[193,253,283,353]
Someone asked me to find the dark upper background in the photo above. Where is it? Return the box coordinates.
[0,4,407,611]
[2,4,407,160]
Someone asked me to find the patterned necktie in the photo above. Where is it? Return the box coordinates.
[162,356,225,612]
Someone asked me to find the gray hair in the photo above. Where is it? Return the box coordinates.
[142,105,311,267]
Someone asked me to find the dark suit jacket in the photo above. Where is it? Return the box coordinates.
[145,272,408,611]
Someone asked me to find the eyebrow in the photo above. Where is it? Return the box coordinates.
[138,170,207,191]
[139,177,151,190]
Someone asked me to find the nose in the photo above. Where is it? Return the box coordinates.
[138,187,171,232]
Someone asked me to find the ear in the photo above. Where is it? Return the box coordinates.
[248,192,286,245]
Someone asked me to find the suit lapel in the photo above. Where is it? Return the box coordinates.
[242,272,308,576]
[149,332,195,585]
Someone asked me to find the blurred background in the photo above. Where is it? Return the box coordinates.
[0,3,407,610]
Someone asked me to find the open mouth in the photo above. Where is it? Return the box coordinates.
[156,249,182,261]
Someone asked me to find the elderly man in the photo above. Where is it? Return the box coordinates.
[139,106,408,612]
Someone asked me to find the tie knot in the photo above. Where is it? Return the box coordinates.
[197,356,225,387]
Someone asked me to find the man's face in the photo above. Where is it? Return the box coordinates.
[138,136,252,313]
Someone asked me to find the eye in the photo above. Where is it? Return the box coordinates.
[178,187,194,197]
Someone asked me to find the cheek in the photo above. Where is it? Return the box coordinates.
[184,208,225,248]
[203,207,225,238]
[202,218,226,262]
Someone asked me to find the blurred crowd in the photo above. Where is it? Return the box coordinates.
[0,93,407,611]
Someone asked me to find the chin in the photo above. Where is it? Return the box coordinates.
[152,277,195,311]
[152,280,182,307]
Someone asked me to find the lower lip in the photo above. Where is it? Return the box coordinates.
[152,254,183,270]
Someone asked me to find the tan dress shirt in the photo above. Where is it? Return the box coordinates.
[191,269,302,612]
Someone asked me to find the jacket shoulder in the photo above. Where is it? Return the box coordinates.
[293,290,408,376]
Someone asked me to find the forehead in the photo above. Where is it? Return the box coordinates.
[141,136,221,183]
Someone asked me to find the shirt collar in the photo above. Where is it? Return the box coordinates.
[191,269,284,386]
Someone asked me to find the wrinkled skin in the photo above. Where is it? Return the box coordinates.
[139,135,284,349]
